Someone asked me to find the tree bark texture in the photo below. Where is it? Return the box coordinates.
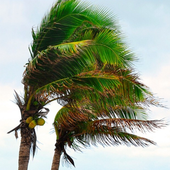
[51,148,61,170]
[18,127,31,170]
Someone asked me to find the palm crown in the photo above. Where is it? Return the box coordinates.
[23,0,155,112]
[53,103,163,166]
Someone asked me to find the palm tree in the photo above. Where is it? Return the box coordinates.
[8,0,164,170]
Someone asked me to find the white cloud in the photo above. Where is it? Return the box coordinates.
[142,60,170,101]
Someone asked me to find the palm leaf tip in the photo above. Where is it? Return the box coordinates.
[63,150,75,167]
[118,133,156,147]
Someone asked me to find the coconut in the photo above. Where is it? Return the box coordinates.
[37,118,45,126]
[29,120,37,129]
[26,116,33,124]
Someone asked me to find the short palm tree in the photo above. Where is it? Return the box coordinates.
[51,103,163,170]
[8,0,164,170]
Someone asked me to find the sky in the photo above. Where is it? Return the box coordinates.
[0,0,170,169]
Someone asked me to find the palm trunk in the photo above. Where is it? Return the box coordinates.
[51,147,61,170]
[18,127,32,170]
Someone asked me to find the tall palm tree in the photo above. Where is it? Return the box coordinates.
[8,0,164,170]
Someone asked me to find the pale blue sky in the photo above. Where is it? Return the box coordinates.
[0,0,170,169]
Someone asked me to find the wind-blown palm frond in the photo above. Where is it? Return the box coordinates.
[24,30,134,87]
[54,106,164,133]
[24,58,153,111]
[30,0,115,58]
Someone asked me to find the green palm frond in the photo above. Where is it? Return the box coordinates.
[30,0,115,58]
[24,40,94,86]
[81,101,145,119]
[24,29,134,87]
[88,29,134,67]
[25,67,151,109]
[72,128,156,148]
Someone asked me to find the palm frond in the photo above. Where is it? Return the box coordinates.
[90,118,165,133]
[70,120,158,149]
[23,39,94,87]
[24,29,133,87]
[26,68,152,114]
[81,129,156,147]
[30,0,115,58]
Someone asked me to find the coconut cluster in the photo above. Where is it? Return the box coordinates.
[26,116,45,129]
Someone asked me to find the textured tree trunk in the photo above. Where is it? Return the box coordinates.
[51,147,61,170]
[18,127,31,170]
